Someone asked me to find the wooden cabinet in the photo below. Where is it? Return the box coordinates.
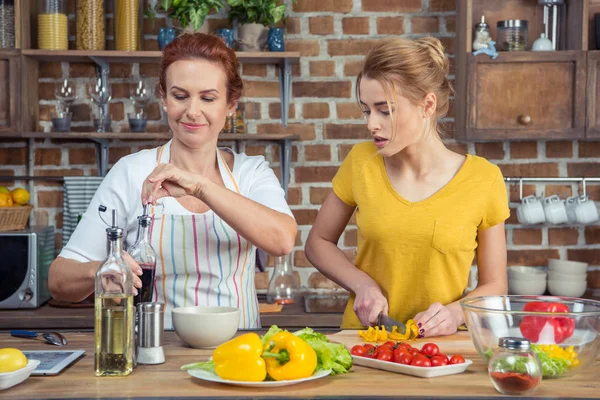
[456,0,590,141]
[0,52,20,134]
[466,51,586,140]
[586,51,600,138]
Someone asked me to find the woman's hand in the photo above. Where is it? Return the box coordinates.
[414,302,461,338]
[141,163,205,205]
[123,252,143,296]
[353,285,388,327]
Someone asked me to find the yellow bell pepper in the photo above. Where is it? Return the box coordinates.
[359,319,419,342]
[358,326,388,342]
[212,333,267,382]
[262,331,317,381]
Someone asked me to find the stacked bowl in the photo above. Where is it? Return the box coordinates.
[507,266,547,295]
[547,259,588,298]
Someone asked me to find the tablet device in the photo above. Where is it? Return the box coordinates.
[22,350,86,376]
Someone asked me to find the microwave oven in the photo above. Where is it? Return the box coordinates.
[0,226,55,309]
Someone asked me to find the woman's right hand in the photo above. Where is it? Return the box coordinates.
[353,285,388,327]
[123,252,143,296]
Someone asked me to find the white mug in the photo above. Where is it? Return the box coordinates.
[565,196,579,223]
[574,195,599,224]
[543,195,568,224]
[517,195,546,225]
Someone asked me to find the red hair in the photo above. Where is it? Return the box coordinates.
[159,33,243,104]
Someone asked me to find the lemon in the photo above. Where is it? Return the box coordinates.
[0,193,13,207]
[0,348,28,373]
[11,188,30,205]
[0,186,9,194]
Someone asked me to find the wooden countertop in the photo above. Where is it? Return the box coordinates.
[0,299,343,331]
[1,330,598,399]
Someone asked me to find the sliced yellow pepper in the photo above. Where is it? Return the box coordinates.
[358,320,420,342]
[358,326,389,342]
[262,331,317,381]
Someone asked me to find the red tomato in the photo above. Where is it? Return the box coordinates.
[376,345,393,355]
[351,345,367,357]
[421,343,440,357]
[376,351,393,362]
[430,355,449,367]
[397,343,412,352]
[411,355,432,367]
[392,347,408,362]
[363,344,375,352]
[449,355,465,364]
[437,353,450,363]
[395,352,413,365]
[383,341,397,348]
[409,348,421,358]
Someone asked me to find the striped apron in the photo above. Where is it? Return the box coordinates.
[149,144,260,330]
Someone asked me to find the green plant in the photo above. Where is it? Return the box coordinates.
[146,0,226,31]
[226,0,295,27]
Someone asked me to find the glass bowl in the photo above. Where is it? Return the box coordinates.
[461,295,600,378]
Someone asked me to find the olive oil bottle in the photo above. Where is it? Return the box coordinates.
[94,211,134,376]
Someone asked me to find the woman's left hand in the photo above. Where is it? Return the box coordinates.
[142,163,205,205]
[414,302,461,338]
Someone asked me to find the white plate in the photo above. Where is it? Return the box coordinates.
[0,360,41,390]
[352,355,472,378]
[187,368,332,388]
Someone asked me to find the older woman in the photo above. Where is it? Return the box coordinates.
[49,33,297,329]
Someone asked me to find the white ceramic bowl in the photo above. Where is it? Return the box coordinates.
[0,359,40,391]
[548,259,588,275]
[172,306,240,349]
[548,279,588,297]
[548,271,587,282]
[508,278,547,295]
[507,267,547,281]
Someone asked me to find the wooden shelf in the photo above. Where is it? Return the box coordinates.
[21,50,300,64]
[19,132,299,141]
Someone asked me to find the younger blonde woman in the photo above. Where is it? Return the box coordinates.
[305,37,509,337]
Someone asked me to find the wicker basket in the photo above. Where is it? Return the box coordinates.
[0,205,34,231]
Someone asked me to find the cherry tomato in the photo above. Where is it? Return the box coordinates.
[411,355,432,367]
[363,344,375,352]
[383,341,397,348]
[437,353,450,363]
[421,343,440,357]
[351,345,367,357]
[430,355,449,367]
[376,345,393,355]
[376,351,393,362]
[397,343,412,352]
[409,348,421,358]
[449,355,466,365]
[395,352,413,365]
[392,347,408,362]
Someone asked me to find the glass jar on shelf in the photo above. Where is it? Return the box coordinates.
[488,337,542,396]
[266,254,298,305]
[115,0,140,51]
[0,0,15,49]
[497,20,528,51]
[38,0,68,50]
[76,0,105,50]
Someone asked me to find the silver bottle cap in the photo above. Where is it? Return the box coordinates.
[499,337,531,351]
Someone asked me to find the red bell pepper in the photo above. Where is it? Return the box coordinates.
[519,302,575,344]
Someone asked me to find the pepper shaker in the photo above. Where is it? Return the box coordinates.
[136,302,166,365]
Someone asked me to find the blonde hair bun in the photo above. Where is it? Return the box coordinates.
[416,36,449,76]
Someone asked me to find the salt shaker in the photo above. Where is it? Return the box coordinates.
[136,302,165,365]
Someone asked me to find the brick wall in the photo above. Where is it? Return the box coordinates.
[0,0,598,296]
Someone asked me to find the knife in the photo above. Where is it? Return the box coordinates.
[377,313,407,334]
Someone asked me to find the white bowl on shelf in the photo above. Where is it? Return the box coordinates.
[507,267,547,281]
[0,359,40,391]
[548,279,588,297]
[508,278,547,296]
[548,271,587,282]
[548,259,588,275]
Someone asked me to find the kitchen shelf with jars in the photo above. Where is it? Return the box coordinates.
[0,0,300,195]
[454,0,598,141]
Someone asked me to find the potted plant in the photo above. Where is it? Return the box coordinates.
[147,0,226,39]
[226,0,294,51]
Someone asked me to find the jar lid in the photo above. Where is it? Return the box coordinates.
[499,337,531,350]
[497,20,528,28]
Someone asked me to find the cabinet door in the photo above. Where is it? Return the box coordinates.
[467,52,586,140]
[587,51,600,138]
[0,53,20,134]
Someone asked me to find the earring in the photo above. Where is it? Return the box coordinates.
[228,112,233,117]
[163,106,167,111]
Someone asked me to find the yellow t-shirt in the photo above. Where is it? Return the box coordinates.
[332,142,510,329]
